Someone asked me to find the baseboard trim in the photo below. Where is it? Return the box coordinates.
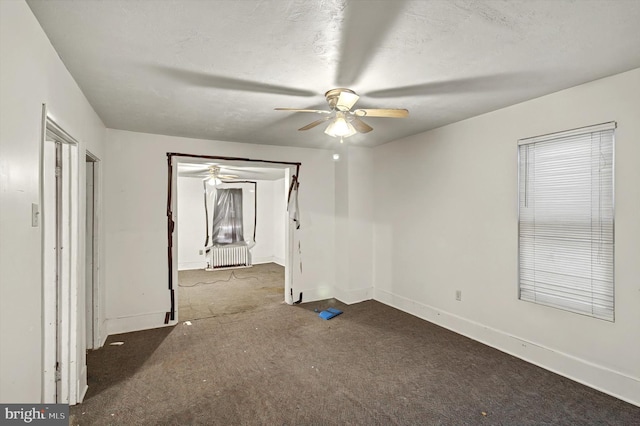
[178,261,206,271]
[252,256,275,265]
[252,256,285,266]
[288,286,334,304]
[335,286,373,305]
[106,311,176,336]
[76,384,88,406]
[286,287,372,306]
[373,288,640,408]
[98,321,108,348]
[76,365,88,405]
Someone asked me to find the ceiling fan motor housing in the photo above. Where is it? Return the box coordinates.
[325,88,356,109]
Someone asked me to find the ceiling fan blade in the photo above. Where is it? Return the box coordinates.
[354,108,409,118]
[299,117,332,131]
[179,163,209,169]
[152,66,316,97]
[180,171,209,178]
[335,1,407,86]
[218,174,238,179]
[350,117,373,133]
[217,165,265,174]
[365,74,526,98]
[275,108,331,114]
[336,91,360,111]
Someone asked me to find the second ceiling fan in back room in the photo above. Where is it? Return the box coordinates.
[275,88,409,142]
[180,164,239,187]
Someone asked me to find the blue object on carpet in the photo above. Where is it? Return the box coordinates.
[319,307,343,320]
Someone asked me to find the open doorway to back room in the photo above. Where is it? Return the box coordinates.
[85,151,102,350]
[172,156,297,322]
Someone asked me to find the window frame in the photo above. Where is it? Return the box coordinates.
[517,121,616,321]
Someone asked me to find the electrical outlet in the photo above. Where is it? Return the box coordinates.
[199,249,203,255]
[455,290,462,301]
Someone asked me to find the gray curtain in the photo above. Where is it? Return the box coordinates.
[211,188,244,244]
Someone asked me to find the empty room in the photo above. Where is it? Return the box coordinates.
[1,0,639,424]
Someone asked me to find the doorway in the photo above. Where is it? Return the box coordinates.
[166,154,300,323]
[85,152,101,349]
[41,111,81,404]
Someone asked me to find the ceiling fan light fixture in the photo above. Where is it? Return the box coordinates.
[324,113,357,138]
[277,88,409,139]
[207,176,221,186]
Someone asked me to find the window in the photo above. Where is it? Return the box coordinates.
[518,122,615,321]
[211,188,244,245]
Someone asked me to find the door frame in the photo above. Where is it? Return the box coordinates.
[166,153,301,323]
[41,106,80,404]
[85,151,102,349]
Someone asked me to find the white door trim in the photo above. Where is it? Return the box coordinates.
[85,152,102,349]
[41,105,81,404]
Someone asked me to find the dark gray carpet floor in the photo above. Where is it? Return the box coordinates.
[177,263,285,322]
[71,264,639,425]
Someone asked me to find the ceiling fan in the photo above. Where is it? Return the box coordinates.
[178,165,238,186]
[203,166,238,186]
[275,88,409,139]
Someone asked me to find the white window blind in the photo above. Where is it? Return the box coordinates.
[518,122,615,321]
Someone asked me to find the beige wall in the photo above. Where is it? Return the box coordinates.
[334,146,375,304]
[372,68,640,405]
[0,0,106,402]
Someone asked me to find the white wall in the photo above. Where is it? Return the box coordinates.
[0,0,106,403]
[252,180,273,264]
[177,177,207,270]
[104,129,335,334]
[372,68,640,406]
[271,178,286,265]
[177,178,285,269]
[346,147,374,301]
[334,146,375,304]
[252,179,286,265]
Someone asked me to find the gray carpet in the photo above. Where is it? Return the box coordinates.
[177,263,285,322]
[71,265,639,425]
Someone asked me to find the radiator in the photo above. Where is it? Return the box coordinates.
[207,244,251,269]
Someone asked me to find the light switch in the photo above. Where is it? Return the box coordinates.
[32,203,39,227]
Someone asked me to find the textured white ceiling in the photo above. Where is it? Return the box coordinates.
[27,0,640,148]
